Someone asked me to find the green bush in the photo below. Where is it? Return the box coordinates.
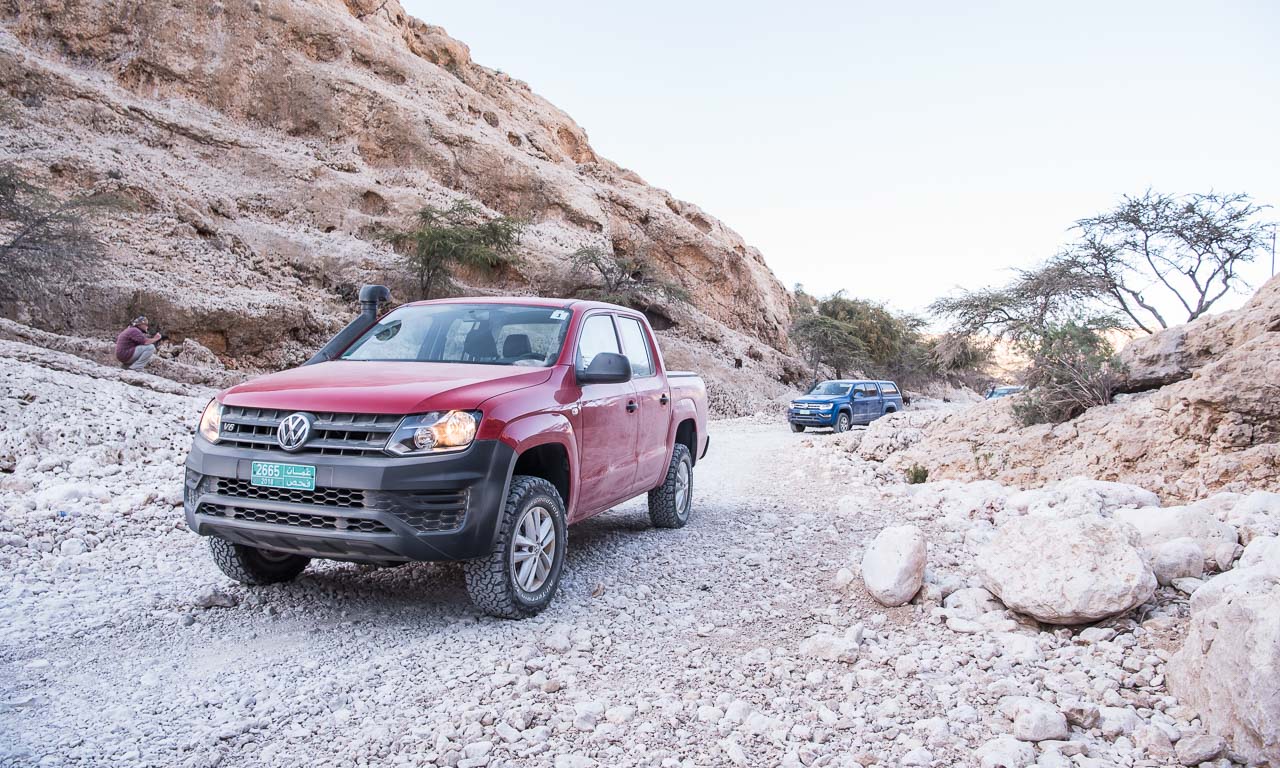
[1012,323,1120,425]
[382,200,523,300]
[906,464,929,484]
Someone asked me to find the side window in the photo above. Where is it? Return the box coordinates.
[576,314,620,368]
[881,383,899,396]
[615,317,655,377]
[857,383,878,398]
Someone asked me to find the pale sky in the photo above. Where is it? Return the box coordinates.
[408,1,1280,318]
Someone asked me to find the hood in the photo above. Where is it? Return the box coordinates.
[220,361,557,414]
[793,394,844,404]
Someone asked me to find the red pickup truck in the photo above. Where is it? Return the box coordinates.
[184,288,709,617]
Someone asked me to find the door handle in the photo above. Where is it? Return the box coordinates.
[626,400,638,413]
[659,393,670,406]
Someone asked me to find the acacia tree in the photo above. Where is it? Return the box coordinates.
[0,164,120,299]
[1063,191,1271,332]
[383,200,523,300]
[791,313,866,380]
[566,245,688,306]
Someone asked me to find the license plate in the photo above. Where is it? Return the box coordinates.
[798,409,811,415]
[250,461,315,491]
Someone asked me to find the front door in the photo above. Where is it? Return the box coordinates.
[573,313,638,518]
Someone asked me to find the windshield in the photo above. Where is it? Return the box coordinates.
[808,381,852,396]
[341,303,572,366]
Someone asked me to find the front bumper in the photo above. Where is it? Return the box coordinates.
[787,408,837,427]
[183,437,515,564]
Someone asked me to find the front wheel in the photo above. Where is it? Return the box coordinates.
[209,537,310,585]
[790,423,806,433]
[835,412,851,433]
[649,443,693,528]
[464,476,567,619]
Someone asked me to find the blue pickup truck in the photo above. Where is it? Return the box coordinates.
[788,380,904,433]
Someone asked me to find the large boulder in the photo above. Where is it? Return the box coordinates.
[1113,505,1239,570]
[1146,538,1205,586]
[860,525,927,607]
[1167,538,1280,765]
[1222,491,1280,545]
[978,515,1157,624]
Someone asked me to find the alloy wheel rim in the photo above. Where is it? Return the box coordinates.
[511,505,556,594]
[674,460,691,517]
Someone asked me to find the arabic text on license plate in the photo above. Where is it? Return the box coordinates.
[250,461,316,491]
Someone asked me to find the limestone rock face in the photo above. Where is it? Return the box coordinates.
[1116,276,1280,390]
[887,276,1280,502]
[860,525,927,607]
[0,0,797,408]
[1167,539,1280,765]
[978,516,1157,624]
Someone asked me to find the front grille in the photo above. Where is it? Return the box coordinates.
[197,503,391,534]
[215,478,365,509]
[383,489,469,533]
[219,407,401,456]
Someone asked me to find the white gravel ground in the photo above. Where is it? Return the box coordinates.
[0,345,1234,767]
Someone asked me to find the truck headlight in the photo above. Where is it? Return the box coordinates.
[198,399,222,443]
[386,411,479,456]
[818,403,834,411]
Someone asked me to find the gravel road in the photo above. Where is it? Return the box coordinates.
[0,358,886,768]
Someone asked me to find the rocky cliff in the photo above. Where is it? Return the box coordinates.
[0,0,797,408]
[881,276,1280,502]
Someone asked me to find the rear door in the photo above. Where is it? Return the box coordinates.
[616,314,669,494]
[572,312,639,518]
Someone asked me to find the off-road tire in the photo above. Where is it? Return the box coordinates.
[835,412,852,433]
[648,443,693,529]
[790,423,805,433]
[464,476,567,619]
[209,537,310,585]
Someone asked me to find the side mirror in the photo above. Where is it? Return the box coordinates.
[577,352,632,385]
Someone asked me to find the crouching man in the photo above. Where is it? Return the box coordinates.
[115,315,163,370]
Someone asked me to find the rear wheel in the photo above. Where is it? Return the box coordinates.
[465,476,567,619]
[209,537,310,585]
[790,423,806,433]
[835,412,852,433]
[649,443,693,528]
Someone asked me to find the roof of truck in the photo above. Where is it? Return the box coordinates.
[403,296,639,313]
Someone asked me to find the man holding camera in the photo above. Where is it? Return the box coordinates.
[115,315,165,370]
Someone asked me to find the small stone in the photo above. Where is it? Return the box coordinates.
[999,696,1068,742]
[194,587,238,609]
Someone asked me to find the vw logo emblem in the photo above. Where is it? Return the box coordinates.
[276,412,315,452]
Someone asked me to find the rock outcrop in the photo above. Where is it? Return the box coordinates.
[886,276,1280,501]
[0,0,798,410]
